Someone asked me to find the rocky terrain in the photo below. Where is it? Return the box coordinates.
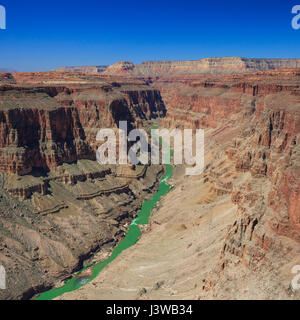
[0,72,165,299]
[58,67,300,300]
[0,59,299,300]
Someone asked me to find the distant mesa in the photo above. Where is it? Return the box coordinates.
[103,61,135,74]
[55,57,300,77]
[103,57,300,77]
[55,65,108,74]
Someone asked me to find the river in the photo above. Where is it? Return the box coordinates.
[36,160,173,300]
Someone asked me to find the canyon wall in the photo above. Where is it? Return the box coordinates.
[0,74,165,175]
[0,72,166,300]
[152,69,300,298]
[103,58,300,76]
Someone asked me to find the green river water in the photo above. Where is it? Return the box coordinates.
[36,140,174,300]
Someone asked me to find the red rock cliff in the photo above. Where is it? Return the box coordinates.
[0,73,166,175]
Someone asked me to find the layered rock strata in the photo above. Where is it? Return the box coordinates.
[103,58,300,76]
[0,72,166,300]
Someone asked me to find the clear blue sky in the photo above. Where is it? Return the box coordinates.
[0,0,299,71]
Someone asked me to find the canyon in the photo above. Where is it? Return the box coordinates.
[0,71,166,299]
[0,58,299,300]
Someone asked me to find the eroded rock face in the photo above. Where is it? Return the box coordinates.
[0,162,165,300]
[0,72,167,300]
[150,69,300,299]
[0,75,165,175]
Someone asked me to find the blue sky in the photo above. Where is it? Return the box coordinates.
[0,0,299,71]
